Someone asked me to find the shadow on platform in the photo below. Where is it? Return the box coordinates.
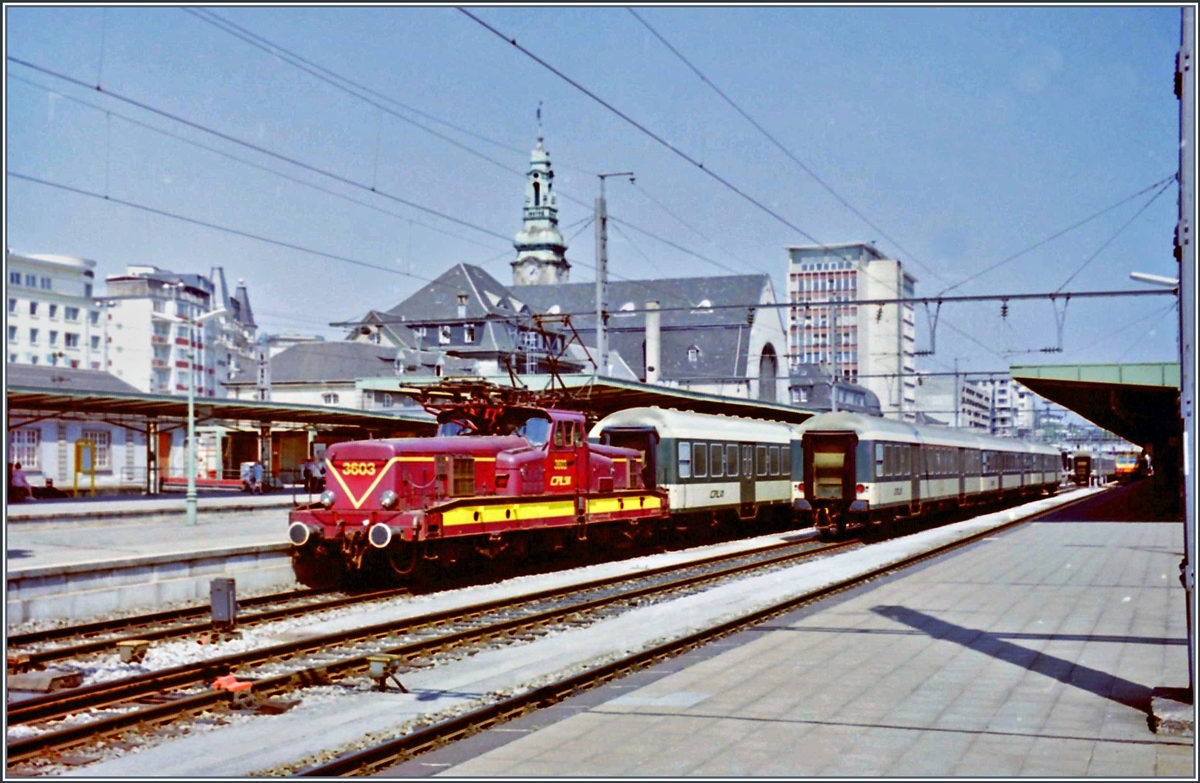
[1039,479,1183,523]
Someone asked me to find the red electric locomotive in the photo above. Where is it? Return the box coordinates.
[287,399,667,587]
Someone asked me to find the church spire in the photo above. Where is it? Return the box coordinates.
[511,107,569,286]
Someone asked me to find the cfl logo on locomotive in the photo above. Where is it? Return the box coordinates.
[339,461,378,476]
[549,475,572,487]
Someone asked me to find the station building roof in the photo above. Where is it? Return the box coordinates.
[1010,362,1180,446]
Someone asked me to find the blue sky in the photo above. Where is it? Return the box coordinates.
[4,6,1187,376]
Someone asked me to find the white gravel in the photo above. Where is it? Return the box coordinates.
[30,489,1096,776]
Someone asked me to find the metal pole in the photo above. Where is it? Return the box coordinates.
[830,307,839,413]
[595,178,607,377]
[1176,5,1195,696]
[954,358,960,428]
[594,171,634,378]
[185,291,198,526]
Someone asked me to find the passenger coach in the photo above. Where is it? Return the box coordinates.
[591,407,801,530]
[796,412,1061,538]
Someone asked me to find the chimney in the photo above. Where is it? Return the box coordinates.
[645,300,661,384]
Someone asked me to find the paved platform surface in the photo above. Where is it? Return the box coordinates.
[389,484,1194,777]
[6,491,301,523]
[6,506,290,573]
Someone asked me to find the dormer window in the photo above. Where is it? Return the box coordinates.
[687,345,701,365]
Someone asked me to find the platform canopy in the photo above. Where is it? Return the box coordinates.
[6,385,435,436]
[1010,363,1181,446]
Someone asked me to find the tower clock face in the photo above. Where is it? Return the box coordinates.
[525,264,539,280]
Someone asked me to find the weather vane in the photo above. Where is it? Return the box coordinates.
[537,101,543,143]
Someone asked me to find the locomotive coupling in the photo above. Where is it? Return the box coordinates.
[288,522,322,547]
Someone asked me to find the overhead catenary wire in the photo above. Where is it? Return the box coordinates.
[1055,178,1177,292]
[7,73,510,254]
[8,56,513,244]
[626,8,949,287]
[459,7,827,248]
[940,172,1178,296]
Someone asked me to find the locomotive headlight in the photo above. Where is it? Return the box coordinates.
[319,490,336,509]
[380,490,399,510]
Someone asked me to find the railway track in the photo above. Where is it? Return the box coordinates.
[297,489,1098,777]
[6,587,411,672]
[5,534,851,769]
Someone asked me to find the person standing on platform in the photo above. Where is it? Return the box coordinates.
[252,461,264,494]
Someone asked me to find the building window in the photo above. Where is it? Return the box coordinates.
[29,301,38,316]
[80,429,112,470]
[438,325,452,345]
[91,361,100,370]
[91,335,101,350]
[687,345,700,365]
[9,299,17,314]
[8,325,17,342]
[153,321,171,337]
[65,306,80,322]
[30,354,39,365]
[65,333,80,348]
[464,324,476,343]
[25,274,36,287]
[89,310,100,325]
[40,276,52,290]
[322,393,340,405]
[84,283,93,298]
[29,328,39,345]
[48,330,58,346]
[9,271,21,286]
[49,304,58,319]
[12,428,42,470]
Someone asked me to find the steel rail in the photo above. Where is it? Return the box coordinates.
[298,490,1099,776]
[7,587,332,648]
[6,537,841,762]
[7,587,412,671]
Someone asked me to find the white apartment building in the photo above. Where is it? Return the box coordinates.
[787,242,917,421]
[6,252,106,370]
[913,374,991,430]
[102,265,257,397]
[970,377,1036,437]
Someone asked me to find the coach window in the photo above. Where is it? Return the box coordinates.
[902,446,911,475]
[875,443,885,478]
[743,445,753,478]
[694,442,708,477]
[782,446,791,474]
[726,444,739,477]
[710,444,724,477]
[769,445,780,475]
[678,442,692,479]
[756,445,768,477]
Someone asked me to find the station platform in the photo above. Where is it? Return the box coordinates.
[5,491,302,523]
[6,499,296,623]
[388,481,1194,777]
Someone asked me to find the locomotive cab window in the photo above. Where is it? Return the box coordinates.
[693,442,708,477]
[554,424,565,448]
[515,416,551,448]
[679,442,692,479]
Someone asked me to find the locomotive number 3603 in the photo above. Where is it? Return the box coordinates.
[339,461,377,476]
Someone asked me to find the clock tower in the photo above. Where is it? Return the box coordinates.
[512,108,569,286]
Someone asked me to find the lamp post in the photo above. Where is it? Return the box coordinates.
[154,283,226,526]
[595,171,635,377]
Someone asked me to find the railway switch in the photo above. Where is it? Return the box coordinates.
[367,654,409,693]
[116,639,150,664]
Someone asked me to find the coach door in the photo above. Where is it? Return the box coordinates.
[739,444,755,518]
[803,432,857,505]
[910,444,921,515]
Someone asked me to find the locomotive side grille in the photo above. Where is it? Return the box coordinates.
[451,457,475,496]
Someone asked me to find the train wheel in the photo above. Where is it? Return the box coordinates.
[387,542,419,579]
[291,547,344,589]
